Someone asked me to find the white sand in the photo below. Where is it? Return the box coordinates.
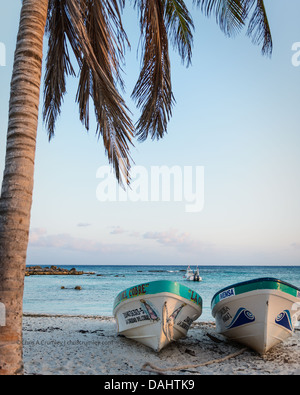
[23,314,300,375]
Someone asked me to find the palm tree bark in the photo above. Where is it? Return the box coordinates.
[0,0,48,375]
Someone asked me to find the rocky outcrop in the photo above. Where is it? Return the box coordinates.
[25,266,95,276]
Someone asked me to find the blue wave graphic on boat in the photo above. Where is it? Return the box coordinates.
[275,310,293,331]
[226,308,255,329]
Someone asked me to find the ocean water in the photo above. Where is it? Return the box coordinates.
[23,265,300,322]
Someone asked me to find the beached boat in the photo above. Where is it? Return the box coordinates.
[184,266,202,282]
[113,280,202,352]
[211,277,300,354]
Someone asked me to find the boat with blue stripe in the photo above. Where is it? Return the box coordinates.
[211,278,300,354]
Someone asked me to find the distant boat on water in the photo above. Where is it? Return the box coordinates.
[183,266,202,282]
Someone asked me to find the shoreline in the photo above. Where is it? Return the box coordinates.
[23,314,300,375]
[23,312,114,320]
[23,312,214,323]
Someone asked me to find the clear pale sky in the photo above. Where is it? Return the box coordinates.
[0,1,300,266]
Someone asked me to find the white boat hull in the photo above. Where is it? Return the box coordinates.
[212,278,300,354]
[113,281,202,352]
[185,275,202,282]
[184,267,202,282]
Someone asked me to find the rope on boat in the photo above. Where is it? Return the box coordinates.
[162,302,175,342]
[142,347,248,374]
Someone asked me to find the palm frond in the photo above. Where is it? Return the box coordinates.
[194,0,246,37]
[76,0,128,129]
[246,0,273,57]
[43,0,75,140]
[194,0,272,56]
[164,0,194,66]
[132,0,175,142]
[44,0,134,186]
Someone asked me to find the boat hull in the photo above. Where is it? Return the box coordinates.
[212,278,300,354]
[113,281,202,352]
[184,275,202,282]
[184,267,202,282]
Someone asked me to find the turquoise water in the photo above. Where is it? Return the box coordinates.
[23,265,300,322]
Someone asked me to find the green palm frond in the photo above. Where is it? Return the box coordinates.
[43,0,273,180]
[245,0,273,57]
[195,0,272,56]
[164,0,194,66]
[43,0,134,186]
[132,0,174,142]
[194,0,246,37]
[44,0,75,139]
[132,0,194,141]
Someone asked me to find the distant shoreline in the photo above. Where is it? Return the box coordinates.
[25,266,95,276]
[25,264,300,267]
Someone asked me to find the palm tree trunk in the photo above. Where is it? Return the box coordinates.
[0,0,48,375]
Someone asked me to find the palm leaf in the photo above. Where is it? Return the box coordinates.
[132,0,176,142]
[44,0,134,186]
[194,0,246,37]
[43,0,75,140]
[164,0,194,66]
[245,0,273,57]
[195,0,272,56]
[76,0,127,130]
[133,0,195,141]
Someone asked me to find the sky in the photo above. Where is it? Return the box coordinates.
[0,1,300,266]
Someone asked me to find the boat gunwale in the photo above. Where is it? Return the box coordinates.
[113,280,202,313]
[211,277,300,310]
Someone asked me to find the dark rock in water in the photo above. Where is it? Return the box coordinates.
[148,270,164,272]
[25,266,95,276]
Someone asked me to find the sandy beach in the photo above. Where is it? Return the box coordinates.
[23,314,300,375]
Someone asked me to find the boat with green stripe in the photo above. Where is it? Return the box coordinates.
[211,278,300,354]
[113,280,202,352]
